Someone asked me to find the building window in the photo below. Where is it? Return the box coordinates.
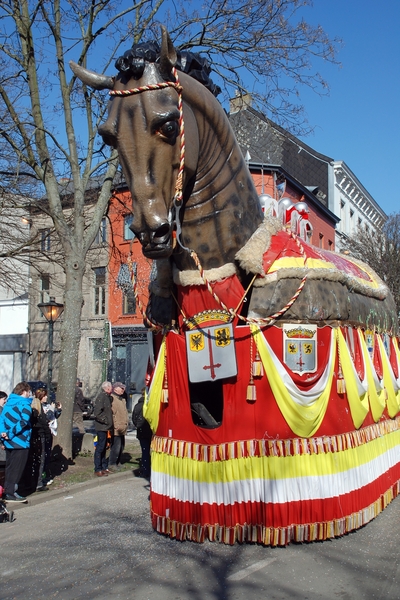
[328,240,333,250]
[93,267,106,315]
[117,263,136,315]
[91,338,104,360]
[349,209,354,234]
[319,233,324,249]
[123,290,136,315]
[124,214,135,240]
[40,274,50,304]
[94,217,107,245]
[40,228,51,252]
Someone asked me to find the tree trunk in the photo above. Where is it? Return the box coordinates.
[55,258,85,459]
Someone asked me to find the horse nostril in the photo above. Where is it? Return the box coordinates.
[152,223,171,244]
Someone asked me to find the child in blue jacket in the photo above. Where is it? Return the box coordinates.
[0,382,33,502]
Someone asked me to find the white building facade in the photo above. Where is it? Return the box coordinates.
[329,161,387,249]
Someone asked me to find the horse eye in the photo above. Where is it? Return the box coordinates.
[159,121,179,139]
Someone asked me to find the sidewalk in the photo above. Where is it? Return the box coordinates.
[3,434,142,510]
[15,467,138,508]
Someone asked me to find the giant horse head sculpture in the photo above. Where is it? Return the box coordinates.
[70,27,263,271]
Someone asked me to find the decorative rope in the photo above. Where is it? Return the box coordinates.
[190,231,308,328]
[109,81,182,96]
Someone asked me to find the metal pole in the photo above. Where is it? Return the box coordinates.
[48,319,54,401]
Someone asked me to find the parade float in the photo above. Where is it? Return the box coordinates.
[71,27,400,545]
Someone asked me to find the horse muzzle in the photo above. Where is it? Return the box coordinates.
[137,223,173,258]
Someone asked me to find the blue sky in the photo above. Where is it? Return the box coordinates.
[298,0,400,216]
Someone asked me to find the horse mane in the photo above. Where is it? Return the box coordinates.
[114,41,222,97]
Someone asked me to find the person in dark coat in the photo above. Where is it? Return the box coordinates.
[132,388,152,479]
[93,381,113,477]
[30,389,53,492]
[73,378,85,435]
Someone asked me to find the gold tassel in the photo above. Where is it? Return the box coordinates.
[337,376,346,394]
[252,347,264,377]
[246,383,257,402]
[162,385,169,403]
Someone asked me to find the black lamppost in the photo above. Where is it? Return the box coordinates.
[37,296,64,400]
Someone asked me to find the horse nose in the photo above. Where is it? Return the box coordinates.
[152,223,171,245]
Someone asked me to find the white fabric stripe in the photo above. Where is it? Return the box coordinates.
[151,444,400,506]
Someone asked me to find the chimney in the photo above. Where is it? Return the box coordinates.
[229,91,253,114]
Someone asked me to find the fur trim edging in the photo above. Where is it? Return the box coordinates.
[235,217,282,275]
[253,267,388,299]
[173,262,237,287]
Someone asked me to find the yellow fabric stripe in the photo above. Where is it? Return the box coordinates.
[377,335,400,418]
[143,335,166,433]
[252,325,334,437]
[337,328,369,428]
[358,330,386,421]
[267,256,379,289]
[151,428,400,483]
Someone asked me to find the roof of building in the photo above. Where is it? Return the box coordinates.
[228,106,333,207]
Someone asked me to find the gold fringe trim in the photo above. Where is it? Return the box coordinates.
[151,481,400,546]
[151,417,400,461]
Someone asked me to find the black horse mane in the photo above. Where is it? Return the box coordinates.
[115,41,221,97]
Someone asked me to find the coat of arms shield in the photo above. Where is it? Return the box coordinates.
[186,323,237,383]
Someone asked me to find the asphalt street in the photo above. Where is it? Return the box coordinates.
[1,471,400,600]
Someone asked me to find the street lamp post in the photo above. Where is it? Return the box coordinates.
[37,296,64,401]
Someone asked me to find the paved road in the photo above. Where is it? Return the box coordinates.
[1,473,400,600]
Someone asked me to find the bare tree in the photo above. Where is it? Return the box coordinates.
[0,0,339,458]
[342,214,400,319]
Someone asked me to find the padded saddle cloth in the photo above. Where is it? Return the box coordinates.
[247,230,398,332]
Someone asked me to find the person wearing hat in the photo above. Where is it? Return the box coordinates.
[108,382,129,472]
[93,381,113,477]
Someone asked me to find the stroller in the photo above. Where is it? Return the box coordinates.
[0,486,14,523]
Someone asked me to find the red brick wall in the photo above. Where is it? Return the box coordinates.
[251,171,335,250]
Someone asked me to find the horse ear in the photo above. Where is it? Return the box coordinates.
[159,25,177,78]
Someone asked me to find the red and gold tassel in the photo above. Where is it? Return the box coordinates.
[162,339,169,403]
[247,333,257,401]
[337,344,346,394]
[252,346,264,377]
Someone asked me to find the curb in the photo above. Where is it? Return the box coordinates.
[11,468,142,509]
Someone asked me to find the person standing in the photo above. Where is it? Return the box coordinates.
[0,391,8,472]
[30,389,52,492]
[93,381,113,477]
[73,378,85,435]
[132,388,152,479]
[0,382,32,502]
[109,382,129,472]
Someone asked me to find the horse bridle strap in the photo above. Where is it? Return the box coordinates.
[109,67,185,206]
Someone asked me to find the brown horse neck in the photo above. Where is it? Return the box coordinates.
[174,73,263,272]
